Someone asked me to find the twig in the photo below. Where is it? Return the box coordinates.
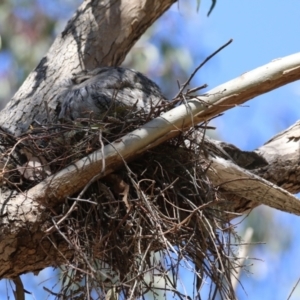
[174,39,233,99]
[13,276,28,300]
[287,277,300,300]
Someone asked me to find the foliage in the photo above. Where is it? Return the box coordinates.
[0,0,81,108]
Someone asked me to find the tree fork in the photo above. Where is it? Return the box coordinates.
[1,0,300,279]
[0,0,177,278]
[0,0,177,136]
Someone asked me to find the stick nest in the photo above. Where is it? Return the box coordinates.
[0,98,245,300]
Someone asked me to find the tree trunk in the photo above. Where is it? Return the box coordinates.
[0,0,176,278]
[0,0,176,136]
[0,0,299,284]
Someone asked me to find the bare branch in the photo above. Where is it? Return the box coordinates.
[193,52,300,122]
[11,52,300,209]
[255,120,300,193]
[207,155,300,215]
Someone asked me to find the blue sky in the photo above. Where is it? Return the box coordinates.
[1,0,300,299]
[176,0,300,150]
[172,1,300,299]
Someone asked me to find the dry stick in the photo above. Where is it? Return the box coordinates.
[13,52,300,213]
[174,38,233,99]
[13,276,26,300]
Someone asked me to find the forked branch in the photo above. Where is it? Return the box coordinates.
[10,52,300,214]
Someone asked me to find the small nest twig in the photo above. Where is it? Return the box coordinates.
[0,95,245,300]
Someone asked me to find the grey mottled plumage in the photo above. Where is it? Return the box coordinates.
[57,67,165,121]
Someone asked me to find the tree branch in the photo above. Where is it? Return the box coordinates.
[1,0,300,279]
[8,52,300,212]
[0,0,178,279]
[206,155,300,216]
[255,120,300,193]
[0,0,177,136]
[193,52,300,122]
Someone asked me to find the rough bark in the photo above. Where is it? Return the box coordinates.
[0,0,300,280]
[204,119,300,215]
[10,52,300,211]
[255,120,300,193]
[0,0,176,278]
[210,120,300,214]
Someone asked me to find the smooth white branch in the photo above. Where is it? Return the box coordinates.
[10,52,300,217]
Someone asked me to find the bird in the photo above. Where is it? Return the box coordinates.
[56,67,166,121]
